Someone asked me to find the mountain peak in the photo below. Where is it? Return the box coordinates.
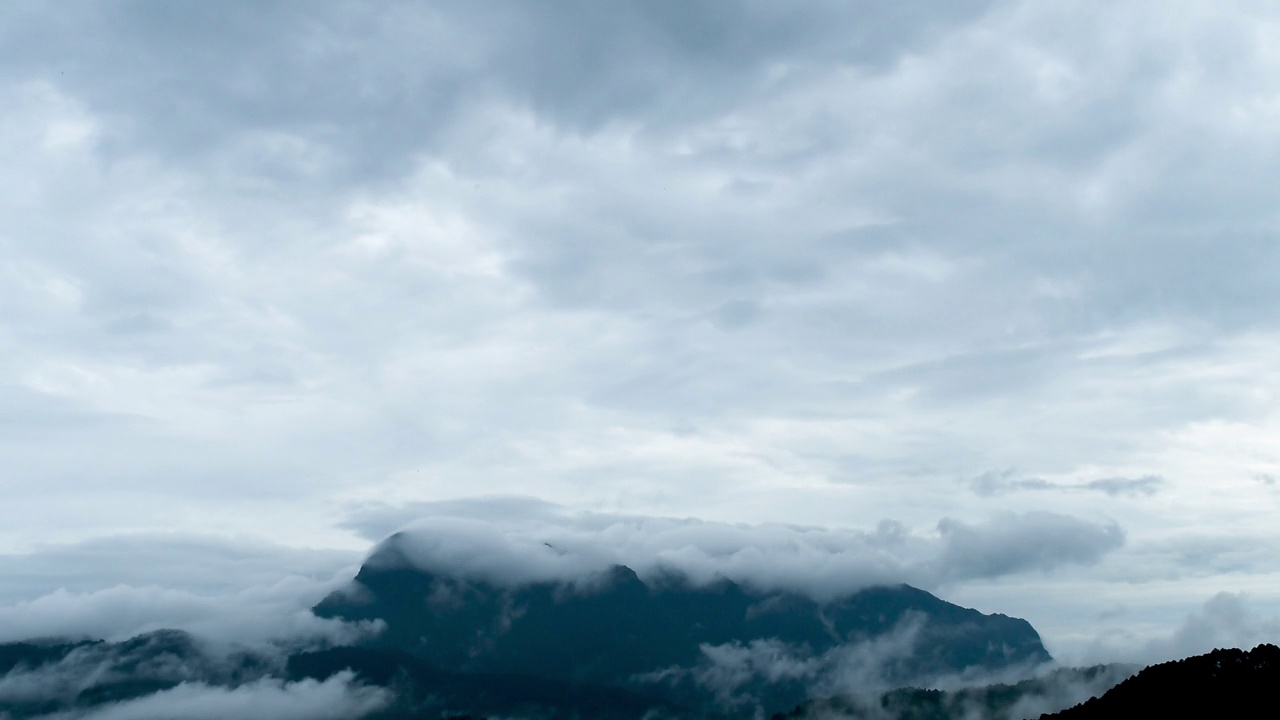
[315,552,1052,714]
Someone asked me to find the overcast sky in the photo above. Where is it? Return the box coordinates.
[2,0,1279,663]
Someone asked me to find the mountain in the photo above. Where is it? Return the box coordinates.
[311,532,1053,715]
[1039,643,1280,719]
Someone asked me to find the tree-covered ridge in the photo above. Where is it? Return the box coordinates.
[1041,643,1280,719]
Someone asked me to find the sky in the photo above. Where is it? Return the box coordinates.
[2,0,1279,665]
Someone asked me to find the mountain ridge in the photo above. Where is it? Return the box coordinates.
[313,543,1053,713]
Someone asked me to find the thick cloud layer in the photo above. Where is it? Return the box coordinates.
[4,0,1280,676]
[360,499,1123,600]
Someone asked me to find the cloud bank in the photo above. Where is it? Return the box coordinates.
[356,498,1123,601]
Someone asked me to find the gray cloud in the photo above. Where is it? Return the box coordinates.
[933,512,1124,581]
[0,0,1002,200]
[970,471,1164,497]
[1083,476,1165,497]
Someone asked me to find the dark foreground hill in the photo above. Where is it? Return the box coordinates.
[311,531,1053,714]
[1040,643,1280,719]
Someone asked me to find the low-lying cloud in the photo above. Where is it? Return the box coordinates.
[642,613,1134,719]
[0,631,390,720]
[353,498,1125,601]
[639,615,930,709]
[40,672,389,720]
[0,584,382,648]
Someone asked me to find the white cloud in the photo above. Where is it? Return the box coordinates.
[0,584,382,648]
[356,499,1123,601]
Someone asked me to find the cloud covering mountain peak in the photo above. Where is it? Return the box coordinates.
[353,499,1123,601]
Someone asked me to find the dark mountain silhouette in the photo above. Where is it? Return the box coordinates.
[1040,643,1280,719]
[311,532,1053,714]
